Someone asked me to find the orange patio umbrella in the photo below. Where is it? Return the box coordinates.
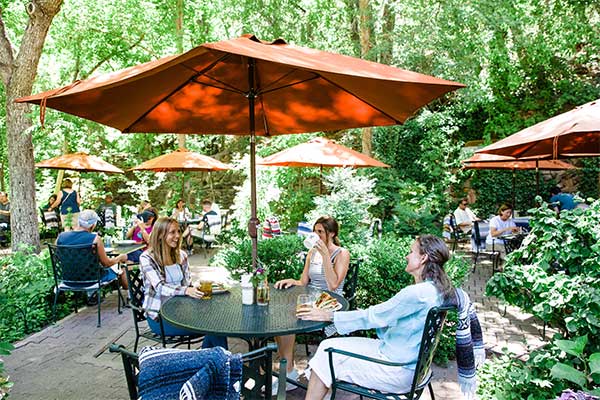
[130,148,231,197]
[258,137,389,192]
[476,98,600,160]
[17,34,464,269]
[36,152,124,174]
[462,153,577,209]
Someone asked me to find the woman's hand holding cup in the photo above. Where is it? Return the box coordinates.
[185,286,204,299]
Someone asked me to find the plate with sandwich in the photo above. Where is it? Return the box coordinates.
[315,292,342,311]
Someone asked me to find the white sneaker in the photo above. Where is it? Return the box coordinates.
[271,369,300,396]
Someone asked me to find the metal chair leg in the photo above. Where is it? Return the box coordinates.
[97,289,102,328]
[52,288,59,323]
[428,382,436,400]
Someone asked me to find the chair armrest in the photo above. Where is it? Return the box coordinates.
[325,347,411,367]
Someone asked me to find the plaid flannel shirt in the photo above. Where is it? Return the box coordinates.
[140,249,191,320]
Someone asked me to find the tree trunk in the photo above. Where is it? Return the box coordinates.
[0,0,64,253]
[358,0,373,156]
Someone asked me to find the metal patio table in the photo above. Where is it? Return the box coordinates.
[105,243,145,256]
[161,284,348,398]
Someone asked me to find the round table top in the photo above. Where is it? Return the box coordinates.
[160,284,348,338]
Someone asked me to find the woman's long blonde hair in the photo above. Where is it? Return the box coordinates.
[148,217,181,271]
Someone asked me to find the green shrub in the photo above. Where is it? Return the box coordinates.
[0,246,75,342]
[0,341,14,398]
[213,235,305,283]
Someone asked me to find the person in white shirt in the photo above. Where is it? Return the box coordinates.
[453,198,479,234]
[486,204,519,259]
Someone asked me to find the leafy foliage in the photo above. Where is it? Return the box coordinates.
[307,169,380,246]
[0,246,75,342]
[0,340,13,399]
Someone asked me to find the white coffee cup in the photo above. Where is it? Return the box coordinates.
[303,232,320,249]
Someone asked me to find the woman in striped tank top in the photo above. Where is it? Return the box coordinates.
[273,216,350,390]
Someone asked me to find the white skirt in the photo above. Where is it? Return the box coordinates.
[308,337,417,393]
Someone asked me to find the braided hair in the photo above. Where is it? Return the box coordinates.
[417,234,455,302]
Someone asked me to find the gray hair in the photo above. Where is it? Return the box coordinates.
[78,210,99,229]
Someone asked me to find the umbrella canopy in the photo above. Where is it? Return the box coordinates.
[258,137,389,168]
[130,148,231,172]
[36,152,124,174]
[462,153,577,210]
[18,34,464,268]
[476,98,600,159]
[130,148,232,199]
[462,153,577,170]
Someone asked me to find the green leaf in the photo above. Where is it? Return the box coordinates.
[589,353,600,376]
[555,335,587,358]
[550,363,586,388]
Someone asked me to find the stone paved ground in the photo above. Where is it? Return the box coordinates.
[4,246,551,399]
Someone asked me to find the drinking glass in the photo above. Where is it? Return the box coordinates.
[199,280,213,299]
[296,294,313,314]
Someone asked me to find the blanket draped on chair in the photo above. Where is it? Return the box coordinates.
[455,288,485,400]
[137,346,242,400]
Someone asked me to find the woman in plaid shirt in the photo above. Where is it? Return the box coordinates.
[140,216,228,349]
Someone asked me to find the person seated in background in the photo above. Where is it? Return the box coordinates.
[43,194,57,211]
[549,186,577,213]
[273,216,350,390]
[170,199,192,223]
[126,208,158,263]
[189,199,221,251]
[41,194,60,230]
[56,210,127,305]
[486,204,519,260]
[96,193,117,230]
[140,216,227,349]
[297,235,483,400]
[453,197,479,234]
[0,192,10,245]
[137,200,152,214]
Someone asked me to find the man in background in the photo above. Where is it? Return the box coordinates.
[96,193,117,230]
[453,197,479,234]
[550,186,577,213]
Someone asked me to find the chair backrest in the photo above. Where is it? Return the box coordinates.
[40,208,60,229]
[448,213,461,240]
[125,267,147,324]
[472,220,490,250]
[47,243,102,286]
[368,218,382,240]
[343,259,360,310]
[109,342,286,400]
[408,305,454,398]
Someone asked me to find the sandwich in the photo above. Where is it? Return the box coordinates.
[315,292,339,311]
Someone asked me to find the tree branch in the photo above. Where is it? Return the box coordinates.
[0,12,15,86]
[80,32,146,80]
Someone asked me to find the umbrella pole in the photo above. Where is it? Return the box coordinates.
[319,165,323,195]
[181,172,185,199]
[536,159,540,196]
[512,170,516,213]
[248,58,259,270]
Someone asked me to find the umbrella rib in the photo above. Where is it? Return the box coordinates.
[123,54,229,132]
[322,75,405,124]
[259,75,320,96]
[190,77,245,95]
[256,68,318,95]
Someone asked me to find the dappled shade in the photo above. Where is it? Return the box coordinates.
[35,152,124,174]
[17,35,464,136]
[258,137,389,168]
[476,98,600,159]
[130,148,231,172]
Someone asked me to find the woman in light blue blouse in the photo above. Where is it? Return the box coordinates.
[297,235,455,399]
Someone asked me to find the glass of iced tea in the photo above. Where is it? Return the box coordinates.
[199,280,213,299]
[296,294,313,315]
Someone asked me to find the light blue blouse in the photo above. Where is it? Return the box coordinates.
[333,281,442,368]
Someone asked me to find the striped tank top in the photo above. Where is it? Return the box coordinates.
[308,247,344,295]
